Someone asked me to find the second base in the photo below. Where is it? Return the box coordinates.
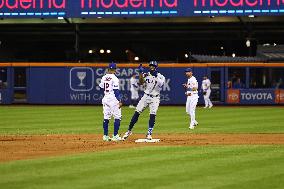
[135,139,160,143]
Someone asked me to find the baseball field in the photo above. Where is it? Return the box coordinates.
[0,106,284,189]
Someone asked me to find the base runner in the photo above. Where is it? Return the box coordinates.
[122,61,165,140]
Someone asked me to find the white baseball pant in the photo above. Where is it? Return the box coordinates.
[102,95,121,120]
[136,94,160,115]
[203,90,213,107]
[131,89,139,100]
[186,95,199,126]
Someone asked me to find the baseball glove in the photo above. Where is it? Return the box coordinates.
[203,91,207,95]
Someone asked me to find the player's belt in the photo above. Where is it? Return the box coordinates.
[145,93,159,98]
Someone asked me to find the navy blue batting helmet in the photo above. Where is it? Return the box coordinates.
[109,62,117,69]
[185,68,192,72]
[149,61,158,67]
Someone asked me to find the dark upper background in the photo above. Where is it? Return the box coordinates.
[0,16,284,63]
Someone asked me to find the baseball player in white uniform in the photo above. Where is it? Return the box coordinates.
[183,68,199,130]
[99,63,122,141]
[202,75,213,108]
[122,61,165,140]
[129,74,139,108]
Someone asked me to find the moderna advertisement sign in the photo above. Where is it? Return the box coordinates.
[0,0,283,18]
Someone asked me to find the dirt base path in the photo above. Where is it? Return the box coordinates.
[1,134,284,162]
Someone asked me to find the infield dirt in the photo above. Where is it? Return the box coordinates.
[1,134,284,162]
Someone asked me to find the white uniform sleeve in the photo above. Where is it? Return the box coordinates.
[134,80,139,89]
[99,77,104,89]
[131,78,138,88]
[202,81,206,90]
[208,80,211,88]
[157,73,165,87]
[113,76,119,90]
[191,78,198,89]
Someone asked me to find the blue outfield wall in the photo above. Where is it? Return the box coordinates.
[1,65,283,105]
[27,66,207,105]
[0,67,13,104]
[0,90,11,104]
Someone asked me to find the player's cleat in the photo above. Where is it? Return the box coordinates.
[189,125,195,130]
[111,134,122,141]
[209,104,213,108]
[146,134,152,140]
[103,135,111,141]
[122,130,132,140]
[129,105,135,108]
[204,106,208,108]
[194,121,199,126]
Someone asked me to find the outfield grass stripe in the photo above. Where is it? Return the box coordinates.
[0,146,248,177]
[102,149,283,188]
[1,106,283,134]
[213,174,284,189]
[0,146,283,189]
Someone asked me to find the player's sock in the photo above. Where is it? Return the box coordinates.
[147,114,156,135]
[103,119,109,136]
[128,111,140,131]
[114,119,120,136]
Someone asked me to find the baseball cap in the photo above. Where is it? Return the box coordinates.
[185,68,192,72]
[149,61,158,67]
[109,62,117,69]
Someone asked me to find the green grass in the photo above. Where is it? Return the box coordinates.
[0,106,283,189]
[0,106,283,134]
[0,146,283,189]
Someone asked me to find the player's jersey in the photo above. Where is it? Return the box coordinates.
[143,72,165,96]
[99,74,119,97]
[202,79,211,91]
[187,76,199,96]
[130,77,139,91]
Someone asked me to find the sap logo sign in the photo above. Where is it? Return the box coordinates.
[240,92,273,100]
[70,67,94,92]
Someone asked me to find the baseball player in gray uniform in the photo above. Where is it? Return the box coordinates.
[122,61,165,140]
